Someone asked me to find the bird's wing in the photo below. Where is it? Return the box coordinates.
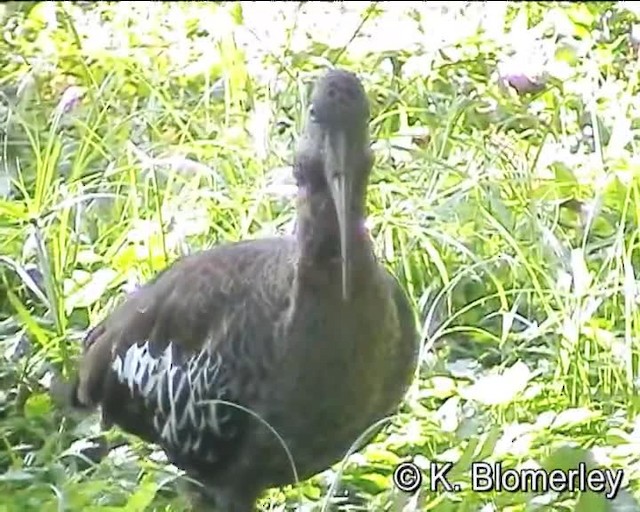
[71,237,295,470]
[366,269,419,422]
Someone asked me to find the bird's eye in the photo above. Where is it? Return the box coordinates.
[309,106,317,121]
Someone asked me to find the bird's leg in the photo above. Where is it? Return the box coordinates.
[184,480,259,512]
[211,490,258,512]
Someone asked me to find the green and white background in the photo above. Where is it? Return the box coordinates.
[1,2,640,511]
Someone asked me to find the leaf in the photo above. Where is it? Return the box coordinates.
[474,424,502,461]
[570,248,592,297]
[64,267,118,313]
[428,376,457,399]
[0,470,34,483]
[566,3,595,28]
[4,286,49,347]
[459,361,532,406]
[356,472,390,492]
[552,162,578,191]
[449,435,479,479]
[551,407,599,430]
[542,445,587,473]
[435,396,460,433]
[574,491,608,512]
[555,42,580,66]
[123,475,158,512]
[24,393,53,419]
[0,200,28,220]
[605,489,640,512]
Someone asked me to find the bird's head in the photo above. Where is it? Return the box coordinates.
[294,69,373,301]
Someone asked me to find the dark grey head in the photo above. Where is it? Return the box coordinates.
[294,68,373,301]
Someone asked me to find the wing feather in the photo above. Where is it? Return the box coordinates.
[71,237,295,472]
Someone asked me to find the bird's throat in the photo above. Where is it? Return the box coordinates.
[295,187,373,282]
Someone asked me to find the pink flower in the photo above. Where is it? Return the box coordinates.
[55,85,85,116]
[498,56,548,95]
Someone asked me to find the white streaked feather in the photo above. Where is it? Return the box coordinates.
[141,368,157,398]
[121,344,137,389]
[209,402,220,434]
[129,346,146,391]
[174,380,190,430]
[110,340,234,455]
[156,370,167,416]
[166,365,180,442]
[161,416,175,445]
[112,355,123,377]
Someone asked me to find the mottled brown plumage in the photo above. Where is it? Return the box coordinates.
[68,69,419,511]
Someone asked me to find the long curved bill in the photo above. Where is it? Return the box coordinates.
[325,130,353,301]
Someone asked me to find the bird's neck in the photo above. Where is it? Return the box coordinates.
[294,186,373,272]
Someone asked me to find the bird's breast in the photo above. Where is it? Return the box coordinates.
[264,271,399,464]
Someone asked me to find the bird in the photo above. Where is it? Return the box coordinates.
[64,68,420,512]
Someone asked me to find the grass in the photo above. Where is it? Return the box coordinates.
[1,1,640,510]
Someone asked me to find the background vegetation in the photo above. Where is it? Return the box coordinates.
[1,1,640,511]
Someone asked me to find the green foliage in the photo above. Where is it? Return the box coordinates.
[1,1,640,510]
